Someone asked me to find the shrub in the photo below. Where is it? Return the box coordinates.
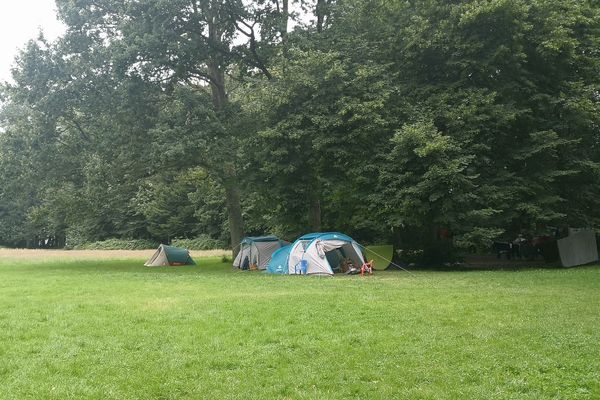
[64,225,93,249]
[73,238,159,250]
[171,235,226,250]
[399,240,462,268]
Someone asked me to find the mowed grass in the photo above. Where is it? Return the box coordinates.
[0,256,598,399]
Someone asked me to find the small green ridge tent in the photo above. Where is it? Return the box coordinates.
[144,244,196,267]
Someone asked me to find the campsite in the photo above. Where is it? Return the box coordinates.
[1,0,599,398]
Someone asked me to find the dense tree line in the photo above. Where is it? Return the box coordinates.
[0,0,599,260]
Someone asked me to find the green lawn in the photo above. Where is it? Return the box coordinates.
[0,257,598,399]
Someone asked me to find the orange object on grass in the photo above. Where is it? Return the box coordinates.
[360,260,374,276]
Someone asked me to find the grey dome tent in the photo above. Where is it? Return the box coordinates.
[145,244,196,267]
[233,236,288,270]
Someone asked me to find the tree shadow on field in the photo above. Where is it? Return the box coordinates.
[400,264,564,272]
[385,259,569,273]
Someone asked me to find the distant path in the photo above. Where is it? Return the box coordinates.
[0,248,229,260]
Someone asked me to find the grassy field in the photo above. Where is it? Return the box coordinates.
[0,253,598,399]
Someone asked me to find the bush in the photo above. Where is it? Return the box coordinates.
[73,238,159,250]
[64,225,94,249]
[69,235,226,251]
[399,240,462,268]
[171,235,226,250]
[420,240,463,267]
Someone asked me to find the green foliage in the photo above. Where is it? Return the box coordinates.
[380,121,479,227]
[0,0,599,262]
[171,235,226,251]
[242,46,394,237]
[72,238,159,250]
[354,0,600,253]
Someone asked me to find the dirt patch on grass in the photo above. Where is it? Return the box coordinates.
[0,248,229,260]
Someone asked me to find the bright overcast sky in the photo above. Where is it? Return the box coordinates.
[0,1,65,82]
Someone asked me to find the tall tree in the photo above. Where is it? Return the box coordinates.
[1,0,598,262]
[53,0,282,255]
[337,0,600,259]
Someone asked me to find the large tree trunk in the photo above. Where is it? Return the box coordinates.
[207,7,228,111]
[281,0,289,56]
[204,6,245,258]
[316,0,327,33]
[224,180,245,258]
[389,226,403,268]
[208,60,227,110]
[308,190,322,231]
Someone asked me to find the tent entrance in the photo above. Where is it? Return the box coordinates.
[323,243,363,273]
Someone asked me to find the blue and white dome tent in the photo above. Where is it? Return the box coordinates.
[233,236,289,270]
[266,232,365,276]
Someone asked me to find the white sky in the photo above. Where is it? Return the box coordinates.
[0,1,65,82]
[0,1,310,84]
